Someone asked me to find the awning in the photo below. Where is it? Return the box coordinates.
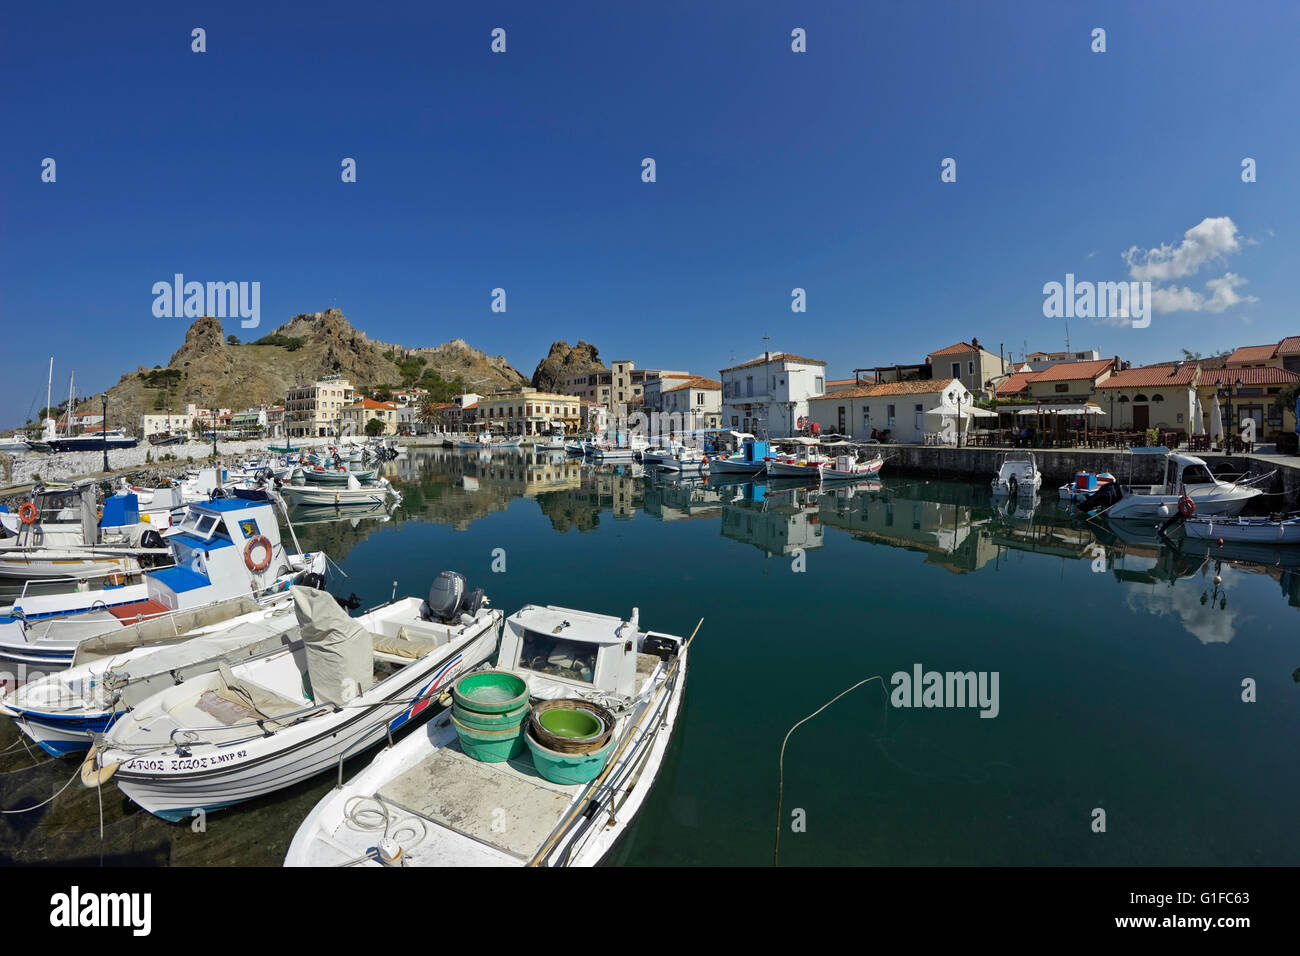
[925,406,997,418]
[1010,405,1106,416]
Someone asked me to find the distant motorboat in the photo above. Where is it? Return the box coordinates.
[820,452,885,483]
[991,452,1042,496]
[0,435,34,454]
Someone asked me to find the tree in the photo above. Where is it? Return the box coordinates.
[227,334,240,346]
[417,397,448,432]
[365,417,386,437]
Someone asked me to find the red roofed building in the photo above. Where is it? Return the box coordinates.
[925,338,1007,399]
[341,397,401,436]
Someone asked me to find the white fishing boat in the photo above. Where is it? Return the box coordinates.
[1079,451,1264,519]
[1180,511,1300,544]
[0,435,34,454]
[820,452,885,482]
[284,602,692,867]
[656,445,708,473]
[0,484,171,581]
[991,452,1042,496]
[280,474,400,508]
[88,573,503,821]
[0,593,304,756]
[765,441,831,479]
[0,495,325,670]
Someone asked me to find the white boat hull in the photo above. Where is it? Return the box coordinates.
[99,610,501,820]
[1181,514,1300,543]
[1107,485,1261,519]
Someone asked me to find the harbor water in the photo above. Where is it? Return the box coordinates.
[2,447,1298,865]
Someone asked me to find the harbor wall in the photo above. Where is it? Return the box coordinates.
[880,444,1300,506]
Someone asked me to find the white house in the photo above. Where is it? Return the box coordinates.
[719,352,827,438]
[807,378,973,443]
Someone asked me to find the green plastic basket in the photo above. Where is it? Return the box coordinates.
[452,672,529,714]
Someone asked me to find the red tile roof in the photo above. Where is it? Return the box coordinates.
[826,376,874,389]
[349,398,398,410]
[1273,336,1300,356]
[1026,359,1114,383]
[721,352,826,372]
[662,376,721,393]
[1097,364,1199,389]
[995,372,1034,396]
[927,341,978,357]
[1224,343,1277,363]
[1199,367,1300,386]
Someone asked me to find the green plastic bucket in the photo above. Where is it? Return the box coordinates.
[452,672,529,714]
[451,700,529,732]
[452,713,525,762]
[537,707,602,739]
[526,730,616,785]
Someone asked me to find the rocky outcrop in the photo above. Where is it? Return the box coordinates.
[531,340,604,392]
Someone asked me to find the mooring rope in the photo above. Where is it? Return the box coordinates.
[1,761,81,814]
[774,674,888,866]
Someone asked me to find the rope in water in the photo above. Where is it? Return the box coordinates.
[1,760,81,814]
[774,675,889,867]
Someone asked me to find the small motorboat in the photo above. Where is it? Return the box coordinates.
[1058,471,1115,502]
[1180,511,1300,544]
[1077,451,1264,519]
[90,572,503,821]
[284,602,692,867]
[991,453,1042,496]
[765,441,831,480]
[708,437,771,475]
[281,474,400,508]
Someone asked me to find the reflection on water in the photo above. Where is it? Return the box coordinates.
[3,447,1298,867]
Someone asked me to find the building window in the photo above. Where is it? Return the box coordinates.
[814,376,824,394]
[1055,383,1068,393]
[951,362,961,379]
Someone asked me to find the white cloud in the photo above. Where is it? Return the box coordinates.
[1123,216,1244,281]
[1149,272,1259,314]
[1122,217,1259,314]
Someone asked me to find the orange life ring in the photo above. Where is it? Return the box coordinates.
[18,502,38,524]
[1178,495,1195,517]
[243,535,272,572]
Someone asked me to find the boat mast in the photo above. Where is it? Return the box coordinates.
[66,372,75,437]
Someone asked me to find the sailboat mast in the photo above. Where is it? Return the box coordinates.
[67,373,75,437]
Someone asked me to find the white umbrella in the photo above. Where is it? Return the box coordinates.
[1209,393,1224,443]
[1192,390,1206,436]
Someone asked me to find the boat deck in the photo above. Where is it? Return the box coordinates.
[376,738,583,862]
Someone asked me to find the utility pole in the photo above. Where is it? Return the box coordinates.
[212,407,218,458]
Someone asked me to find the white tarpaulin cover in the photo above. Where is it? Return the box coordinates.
[293,585,373,705]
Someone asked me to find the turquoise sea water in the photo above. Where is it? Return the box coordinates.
[2,447,1298,865]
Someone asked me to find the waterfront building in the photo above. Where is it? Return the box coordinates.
[1094,363,1200,431]
[720,352,827,437]
[1021,358,1116,403]
[229,407,268,437]
[265,405,285,438]
[285,375,353,437]
[1197,366,1300,439]
[139,412,190,440]
[477,388,581,437]
[1024,348,1101,371]
[926,339,1008,399]
[656,376,722,434]
[1224,336,1300,374]
[562,361,690,408]
[340,398,401,436]
[807,378,972,443]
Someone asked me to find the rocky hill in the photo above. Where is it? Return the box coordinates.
[88,309,529,430]
[531,340,605,392]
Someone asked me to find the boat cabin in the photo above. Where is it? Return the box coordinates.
[500,604,682,700]
[152,498,290,611]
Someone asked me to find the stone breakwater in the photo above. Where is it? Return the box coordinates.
[0,439,303,488]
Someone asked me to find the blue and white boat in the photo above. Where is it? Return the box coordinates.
[0,494,325,671]
[0,595,303,755]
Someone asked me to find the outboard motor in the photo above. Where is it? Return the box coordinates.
[1076,482,1121,515]
[422,571,468,623]
[334,592,362,611]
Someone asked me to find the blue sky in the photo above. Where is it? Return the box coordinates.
[2,0,1298,418]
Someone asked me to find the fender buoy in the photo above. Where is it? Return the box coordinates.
[1179,495,1195,517]
[243,535,272,572]
[18,502,38,524]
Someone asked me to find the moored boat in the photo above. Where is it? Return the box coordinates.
[89,573,503,821]
[284,601,692,867]
[1180,511,1300,544]
[992,452,1042,496]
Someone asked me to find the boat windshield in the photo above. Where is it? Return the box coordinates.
[178,510,225,540]
[1180,464,1216,485]
[518,628,597,684]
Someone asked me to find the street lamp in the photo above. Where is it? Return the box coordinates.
[101,393,109,472]
[1218,377,1243,456]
